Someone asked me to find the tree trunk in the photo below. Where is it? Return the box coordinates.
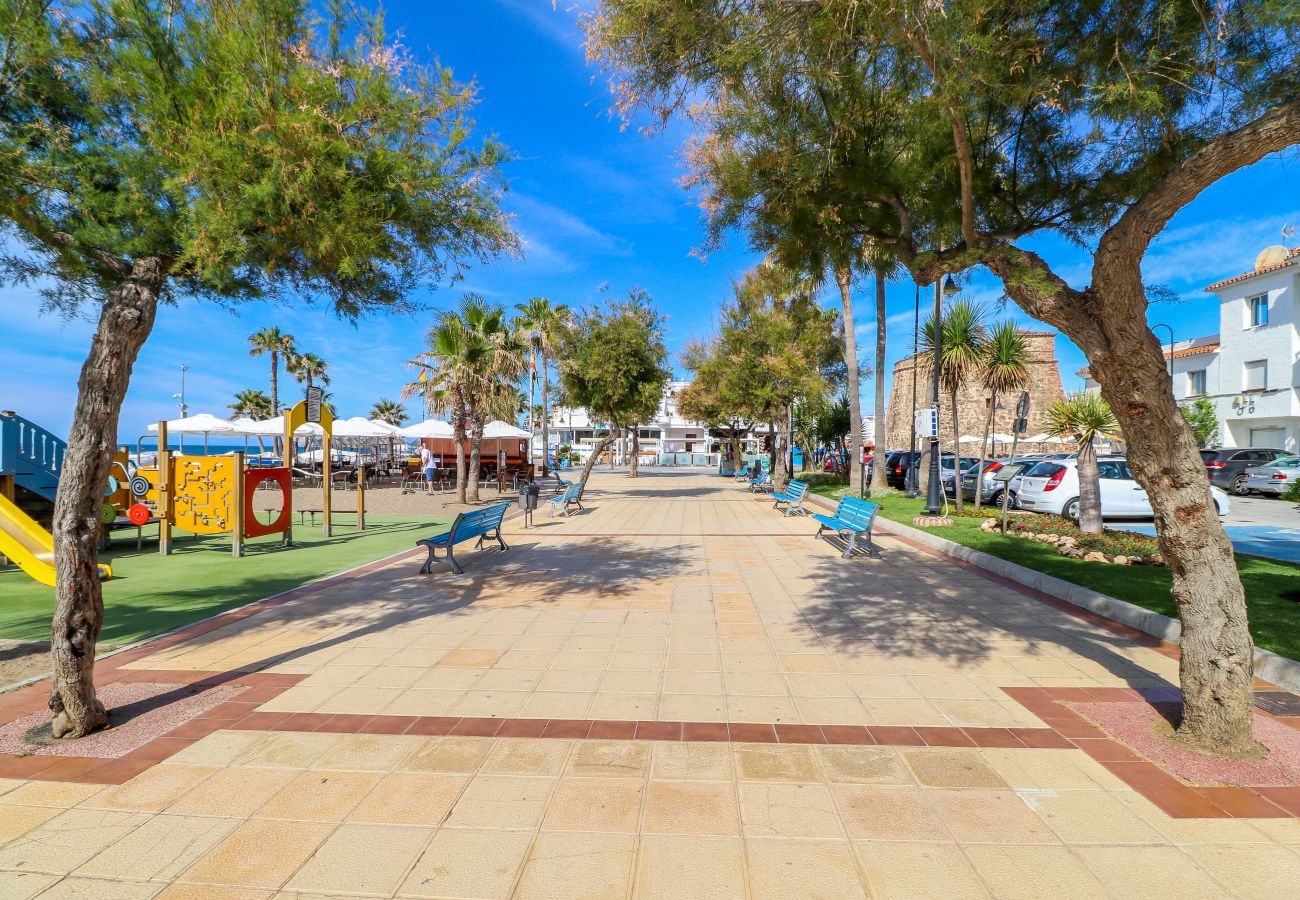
[629,427,640,478]
[578,433,615,485]
[949,387,963,514]
[770,418,790,485]
[453,429,467,505]
[974,390,996,511]
[540,349,551,476]
[989,246,1258,754]
[1075,437,1103,534]
[50,259,164,739]
[870,269,890,492]
[270,350,279,415]
[467,421,483,503]
[835,266,864,494]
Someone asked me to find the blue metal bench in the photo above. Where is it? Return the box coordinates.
[547,480,585,517]
[748,471,773,493]
[812,496,880,559]
[417,502,510,575]
[772,478,809,516]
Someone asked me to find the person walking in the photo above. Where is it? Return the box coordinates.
[419,444,436,495]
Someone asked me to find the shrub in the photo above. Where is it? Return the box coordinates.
[1283,480,1300,503]
[794,473,849,487]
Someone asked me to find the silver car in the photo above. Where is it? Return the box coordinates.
[1241,455,1300,496]
[958,458,1035,505]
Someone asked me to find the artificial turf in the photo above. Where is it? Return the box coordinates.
[806,486,1300,662]
[0,515,449,648]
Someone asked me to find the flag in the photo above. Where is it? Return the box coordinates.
[418,369,428,383]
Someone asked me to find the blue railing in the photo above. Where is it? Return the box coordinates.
[0,412,65,501]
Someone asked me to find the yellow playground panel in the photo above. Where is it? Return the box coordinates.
[170,455,237,535]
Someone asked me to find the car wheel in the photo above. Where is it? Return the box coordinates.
[1063,498,1081,521]
[1230,475,1250,496]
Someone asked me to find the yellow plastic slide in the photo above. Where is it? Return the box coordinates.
[0,493,111,586]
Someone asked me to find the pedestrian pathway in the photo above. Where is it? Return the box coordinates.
[1,471,1298,898]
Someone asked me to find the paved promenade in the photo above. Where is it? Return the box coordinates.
[1,471,1298,898]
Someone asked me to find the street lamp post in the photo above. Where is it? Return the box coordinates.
[906,282,921,497]
[923,277,945,515]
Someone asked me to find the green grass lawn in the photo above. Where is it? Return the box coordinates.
[807,484,1300,661]
[0,515,449,647]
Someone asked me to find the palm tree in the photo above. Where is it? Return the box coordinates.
[463,296,526,500]
[863,242,903,493]
[974,322,1031,510]
[1044,393,1121,534]
[921,299,987,514]
[229,389,273,420]
[514,297,571,474]
[403,312,482,504]
[288,351,330,398]
[369,399,408,427]
[247,328,295,414]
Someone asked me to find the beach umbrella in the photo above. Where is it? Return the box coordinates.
[333,417,397,438]
[148,412,237,454]
[1025,433,1050,443]
[482,420,530,438]
[957,435,982,443]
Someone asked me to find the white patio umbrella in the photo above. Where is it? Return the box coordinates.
[333,417,397,438]
[148,412,236,454]
[1025,433,1050,443]
[482,420,530,469]
[398,419,455,439]
[237,414,325,437]
[957,435,982,443]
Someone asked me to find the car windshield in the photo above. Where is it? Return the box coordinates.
[1025,462,1065,478]
[1269,457,1300,468]
[1199,450,1218,462]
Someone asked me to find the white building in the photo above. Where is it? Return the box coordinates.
[1081,245,1300,453]
[540,381,773,464]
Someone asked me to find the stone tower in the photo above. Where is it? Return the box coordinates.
[884,331,1066,451]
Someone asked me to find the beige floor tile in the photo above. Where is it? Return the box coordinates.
[286,823,432,894]
[401,737,493,774]
[445,775,554,829]
[662,671,724,695]
[515,832,636,900]
[928,789,1059,844]
[643,781,740,836]
[83,764,217,813]
[0,807,150,874]
[832,785,949,842]
[656,693,728,720]
[588,692,661,720]
[855,842,988,899]
[795,696,871,725]
[598,670,663,693]
[733,745,821,782]
[723,673,789,696]
[476,667,545,691]
[76,814,237,881]
[537,669,603,692]
[348,773,467,825]
[786,673,855,697]
[179,818,333,889]
[566,741,650,779]
[1023,789,1163,844]
[1075,846,1233,898]
[635,835,745,900]
[726,695,800,722]
[667,652,722,672]
[739,782,843,839]
[0,871,60,900]
[236,732,343,769]
[901,748,1008,790]
[256,770,380,822]
[412,667,487,691]
[651,742,735,781]
[542,778,643,833]
[448,689,529,717]
[315,733,423,771]
[745,839,867,900]
[27,877,161,899]
[398,828,533,899]
[483,739,572,776]
[965,845,1109,899]
[979,748,1110,791]
[859,698,948,726]
[438,648,504,667]
[1184,844,1300,900]
[1113,790,1278,845]
[167,767,298,818]
[1,781,104,808]
[0,804,62,844]
[816,746,911,785]
[383,689,466,716]
[155,885,272,898]
[517,691,593,719]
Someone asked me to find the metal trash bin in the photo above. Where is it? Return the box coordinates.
[518,483,540,526]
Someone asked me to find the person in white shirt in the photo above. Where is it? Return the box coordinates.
[419,445,436,494]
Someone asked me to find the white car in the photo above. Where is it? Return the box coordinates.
[1016,457,1230,520]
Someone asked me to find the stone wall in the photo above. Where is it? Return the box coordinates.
[883,331,1066,452]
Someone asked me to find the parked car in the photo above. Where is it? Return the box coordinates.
[957,458,1037,505]
[1240,455,1300,496]
[883,450,922,489]
[1016,457,1231,520]
[1201,447,1289,495]
[933,455,980,495]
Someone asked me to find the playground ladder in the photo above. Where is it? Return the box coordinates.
[0,412,65,502]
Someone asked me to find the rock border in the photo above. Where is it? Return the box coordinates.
[977,517,1163,566]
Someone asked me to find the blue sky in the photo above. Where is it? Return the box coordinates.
[1,0,1298,442]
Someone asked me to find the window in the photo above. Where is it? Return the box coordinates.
[638,429,658,439]
[1243,360,1267,392]
[1096,460,1127,479]
[1249,295,1269,327]
[684,432,698,438]
[1187,370,1206,396]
